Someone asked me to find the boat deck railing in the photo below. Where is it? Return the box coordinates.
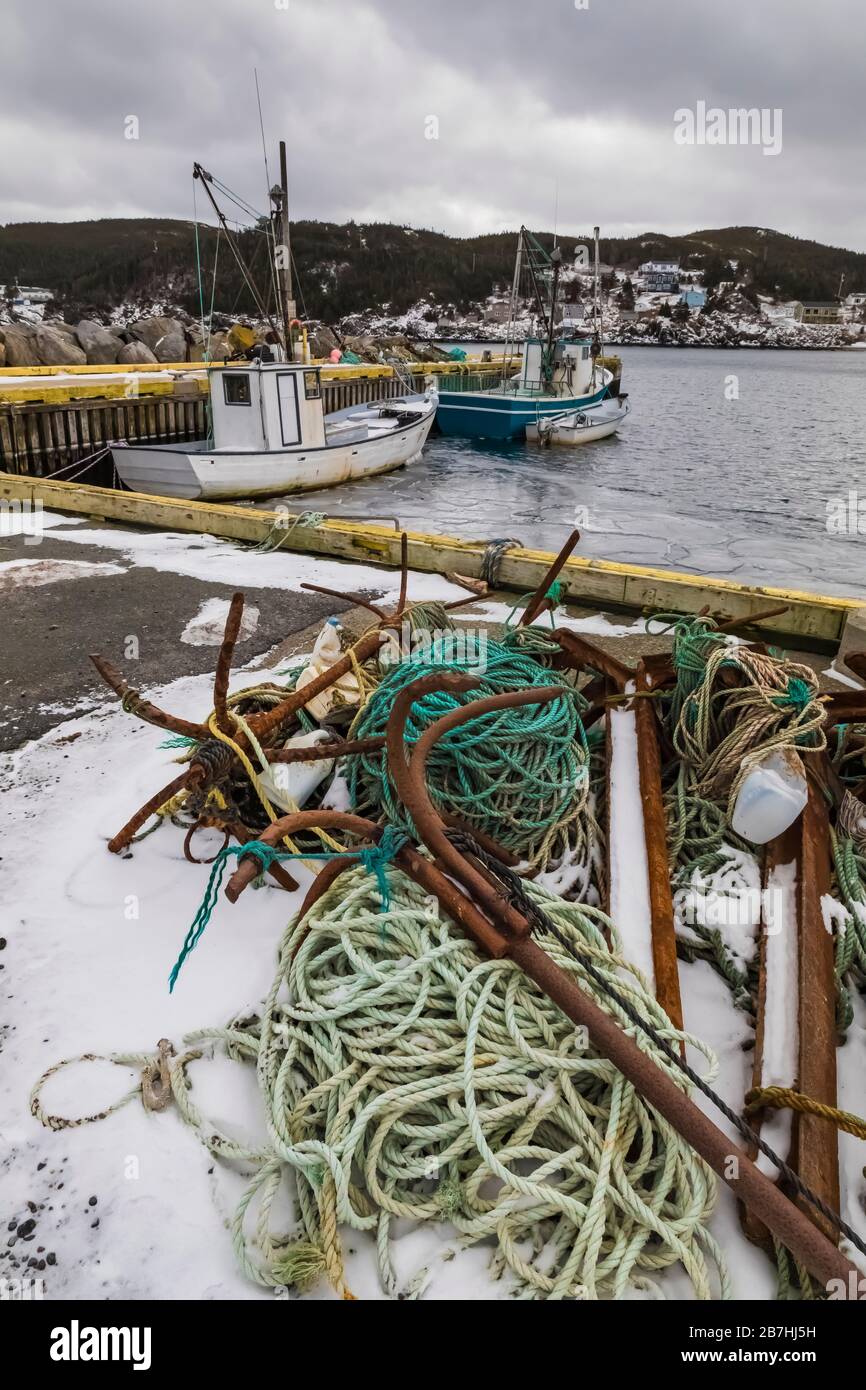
[433,369,512,394]
[435,370,580,399]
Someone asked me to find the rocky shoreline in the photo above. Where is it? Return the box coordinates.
[0,301,862,369]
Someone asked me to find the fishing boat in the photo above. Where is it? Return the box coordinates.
[526,393,631,446]
[111,151,437,500]
[112,359,437,500]
[435,226,627,442]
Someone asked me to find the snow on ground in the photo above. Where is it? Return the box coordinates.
[6,651,863,1302]
[180,597,260,647]
[24,512,471,611]
[2,521,864,1300]
[0,656,553,1301]
[0,557,126,591]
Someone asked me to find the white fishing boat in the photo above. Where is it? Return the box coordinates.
[112,359,437,500]
[526,393,630,446]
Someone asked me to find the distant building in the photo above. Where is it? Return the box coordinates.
[843,292,866,322]
[556,302,588,325]
[482,300,513,324]
[639,260,680,291]
[680,289,706,309]
[794,301,841,324]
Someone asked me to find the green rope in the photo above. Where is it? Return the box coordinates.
[38,866,731,1300]
[651,612,826,1016]
[506,580,565,628]
[253,512,326,554]
[348,635,590,868]
[168,827,408,992]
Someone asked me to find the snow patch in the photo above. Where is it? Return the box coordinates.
[181,597,260,647]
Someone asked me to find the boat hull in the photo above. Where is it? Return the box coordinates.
[435,386,610,440]
[112,403,436,501]
[525,398,631,445]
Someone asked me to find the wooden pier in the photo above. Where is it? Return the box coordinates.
[1,470,860,649]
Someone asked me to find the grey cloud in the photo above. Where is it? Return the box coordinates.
[0,0,863,250]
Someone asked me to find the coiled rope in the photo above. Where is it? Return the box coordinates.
[347,635,591,868]
[31,863,730,1301]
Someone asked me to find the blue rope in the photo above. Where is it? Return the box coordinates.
[168,827,409,992]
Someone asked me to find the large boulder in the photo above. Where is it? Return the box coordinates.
[38,325,87,365]
[117,340,158,365]
[19,324,87,366]
[128,315,187,362]
[307,323,341,359]
[0,338,5,368]
[0,323,38,366]
[206,331,229,361]
[43,319,79,339]
[74,319,122,364]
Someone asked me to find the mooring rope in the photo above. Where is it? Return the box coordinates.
[31,863,730,1301]
[348,635,590,868]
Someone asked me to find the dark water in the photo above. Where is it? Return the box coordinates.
[274,347,866,597]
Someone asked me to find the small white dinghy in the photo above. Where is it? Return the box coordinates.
[112,358,437,501]
[526,394,630,446]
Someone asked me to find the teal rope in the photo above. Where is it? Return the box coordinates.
[348,635,589,867]
[169,827,408,992]
[506,580,565,628]
[776,677,812,712]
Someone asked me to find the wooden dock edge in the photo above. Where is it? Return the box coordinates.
[0,470,858,648]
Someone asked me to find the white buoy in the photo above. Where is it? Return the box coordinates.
[257,730,335,812]
[731,747,809,845]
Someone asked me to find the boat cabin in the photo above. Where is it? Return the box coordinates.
[208,361,326,452]
[518,335,595,398]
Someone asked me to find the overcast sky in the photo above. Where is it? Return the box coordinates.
[2,0,864,249]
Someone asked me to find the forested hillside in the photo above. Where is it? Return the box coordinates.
[2,218,864,321]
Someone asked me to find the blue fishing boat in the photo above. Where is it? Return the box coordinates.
[434,226,627,442]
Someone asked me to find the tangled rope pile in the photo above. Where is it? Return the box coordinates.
[651,615,827,1013]
[32,863,729,1301]
[348,636,590,869]
[662,615,825,867]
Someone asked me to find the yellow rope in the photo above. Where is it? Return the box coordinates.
[745,1086,866,1141]
[205,711,343,856]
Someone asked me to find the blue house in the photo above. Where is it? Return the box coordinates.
[680,289,706,309]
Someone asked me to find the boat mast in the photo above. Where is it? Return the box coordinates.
[592,224,605,379]
[545,245,562,386]
[192,162,281,342]
[270,141,296,360]
[502,229,524,393]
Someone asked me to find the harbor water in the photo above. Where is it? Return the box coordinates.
[266,346,866,599]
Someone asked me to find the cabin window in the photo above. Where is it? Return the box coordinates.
[223,373,252,406]
[581,346,590,360]
[304,370,322,400]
